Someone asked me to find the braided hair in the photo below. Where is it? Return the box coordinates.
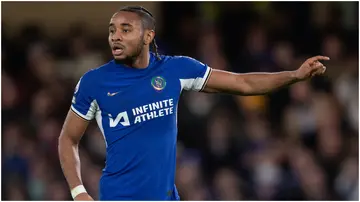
[118,6,161,60]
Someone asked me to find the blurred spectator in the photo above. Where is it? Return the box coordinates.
[335,157,359,200]
[213,167,243,200]
[283,81,318,149]
[289,146,328,200]
[57,35,105,82]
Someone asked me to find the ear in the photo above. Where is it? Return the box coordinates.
[144,30,155,45]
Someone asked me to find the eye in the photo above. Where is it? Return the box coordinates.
[109,28,115,34]
[123,29,130,33]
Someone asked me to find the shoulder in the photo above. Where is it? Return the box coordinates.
[166,55,203,64]
[157,54,206,69]
[78,61,113,85]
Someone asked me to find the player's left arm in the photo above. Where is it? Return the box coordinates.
[202,56,329,95]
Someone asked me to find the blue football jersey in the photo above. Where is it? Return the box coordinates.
[71,53,212,200]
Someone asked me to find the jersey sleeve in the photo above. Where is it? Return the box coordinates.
[176,56,212,92]
[70,75,97,121]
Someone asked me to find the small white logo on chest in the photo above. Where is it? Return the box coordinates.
[107,92,119,96]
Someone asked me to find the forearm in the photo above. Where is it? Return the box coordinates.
[205,56,328,95]
[203,69,301,95]
[58,135,83,190]
[238,71,299,95]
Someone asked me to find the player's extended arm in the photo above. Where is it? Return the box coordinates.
[58,110,94,201]
[203,56,329,95]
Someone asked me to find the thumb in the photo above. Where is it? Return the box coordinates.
[312,66,326,76]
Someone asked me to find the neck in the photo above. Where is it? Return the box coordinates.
[116,50,150,69]
[132,49,150,69]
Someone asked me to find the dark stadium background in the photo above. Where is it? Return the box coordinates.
[2,1,359,200]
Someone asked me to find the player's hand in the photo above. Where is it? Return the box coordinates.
[74,193,94,201]
[294,55,330,81]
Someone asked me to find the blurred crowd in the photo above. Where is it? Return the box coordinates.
[2,2,359,201]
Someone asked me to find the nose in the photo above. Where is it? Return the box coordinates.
[111,30,123,42]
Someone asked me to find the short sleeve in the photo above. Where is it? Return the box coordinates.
[71,75,97,121]
[176,56,212,92]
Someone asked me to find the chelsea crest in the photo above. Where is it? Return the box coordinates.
[151,76,166,91]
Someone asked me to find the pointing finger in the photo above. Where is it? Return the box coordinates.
[308,55,330,64]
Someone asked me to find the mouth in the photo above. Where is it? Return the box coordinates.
[112,44,125,55]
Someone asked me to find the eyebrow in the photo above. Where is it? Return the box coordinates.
[109,23,133,27]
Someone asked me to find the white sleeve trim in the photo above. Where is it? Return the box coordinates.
[71,100,98,121]
[71,105,91,120]
[179,67,212,92]
[192,66,212,91]
[180,78,195,91]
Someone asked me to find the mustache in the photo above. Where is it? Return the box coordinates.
[111,43,125,50]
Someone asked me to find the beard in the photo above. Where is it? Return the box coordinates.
[114,37,145,65]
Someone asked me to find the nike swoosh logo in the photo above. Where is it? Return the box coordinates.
[107,92,119,96]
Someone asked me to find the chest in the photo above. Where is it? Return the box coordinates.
[95,68,181,116]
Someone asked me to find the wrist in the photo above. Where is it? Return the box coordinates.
[290,70,300,81]
[71,185,87,199]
